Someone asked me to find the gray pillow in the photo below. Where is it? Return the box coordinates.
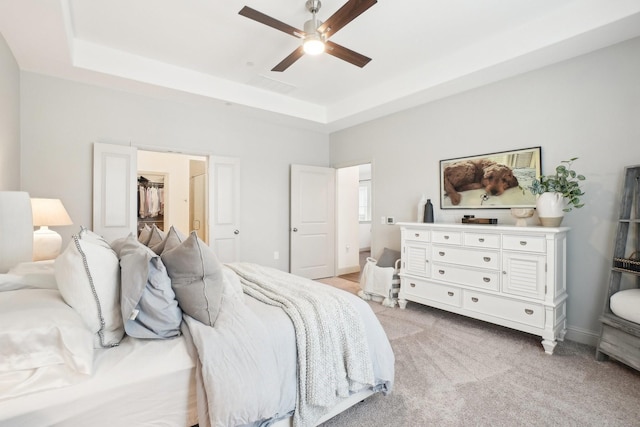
[118,234,182,339]
[377,248,401,268]
[150,226,185,255]
[138,224,152,245]
[161,231,224,326]
[146,225,165,248]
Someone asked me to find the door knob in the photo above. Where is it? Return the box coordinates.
[292,228,298,232]
[234,229,240,235]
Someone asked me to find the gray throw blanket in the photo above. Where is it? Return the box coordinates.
[225,263,375,427]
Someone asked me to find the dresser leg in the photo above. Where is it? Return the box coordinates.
[557,328,567,342]
[398,299,407,309]
[541,339,557,355]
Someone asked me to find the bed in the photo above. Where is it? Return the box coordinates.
[0,191,394,427]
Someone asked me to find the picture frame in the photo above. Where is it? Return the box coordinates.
[440,146,541,209]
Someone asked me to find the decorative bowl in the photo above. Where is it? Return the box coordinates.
[510,208,534,226]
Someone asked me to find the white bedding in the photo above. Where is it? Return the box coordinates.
[0,335,198,427]
[0,190,395,427]
[186,264,395,427]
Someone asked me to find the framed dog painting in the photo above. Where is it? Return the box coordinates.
[440,147,541,209]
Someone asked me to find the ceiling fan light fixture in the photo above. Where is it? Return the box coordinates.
[303,33,325,55]
[302,16,325,55]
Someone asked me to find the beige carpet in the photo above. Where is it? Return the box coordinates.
[316,278,640,426]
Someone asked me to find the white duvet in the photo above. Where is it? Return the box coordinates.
[184,265,394,427]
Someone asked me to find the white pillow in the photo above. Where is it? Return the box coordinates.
[55,233,124,348]
[161,231,225,326]
[1,260,57,291]
[0,289,93,399]
[610,288,640,324]
[78,226,112,249]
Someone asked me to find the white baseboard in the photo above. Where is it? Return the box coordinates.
[336,266,360,276]
[565,325,600,347]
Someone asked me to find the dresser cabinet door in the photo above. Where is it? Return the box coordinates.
[502,252,546,299]
[403,243,431,277]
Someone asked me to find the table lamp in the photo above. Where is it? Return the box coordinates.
[31,198,73,261]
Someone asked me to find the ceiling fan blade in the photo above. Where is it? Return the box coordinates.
[271,46,305,72]
[324,41,371,68]
[239,6,304,38]
[317,0,377,39]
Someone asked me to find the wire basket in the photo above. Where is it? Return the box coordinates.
[613,251,640,273]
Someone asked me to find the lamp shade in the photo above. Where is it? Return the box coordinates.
[31,198,73,227]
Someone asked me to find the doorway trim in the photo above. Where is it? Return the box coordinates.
[333,159,374,277]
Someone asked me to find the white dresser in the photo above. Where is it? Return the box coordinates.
[397,222,569,354]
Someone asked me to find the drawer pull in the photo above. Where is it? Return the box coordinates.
[438,251,445,256]
[410,283,416,288]
[525,309,534,315]
[478,238,485,242]
[447,291,454,297]
[438,269,445,275]
[483,256,491,262]
[483,277,490,282]
[414,233,420,238]
[444,235,450,240]
[520,241,527,246]
[471,297,479,302]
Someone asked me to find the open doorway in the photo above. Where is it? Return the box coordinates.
[137,150,208,243]
[336,163,372,282]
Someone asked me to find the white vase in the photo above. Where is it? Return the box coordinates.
[536,192,566,227]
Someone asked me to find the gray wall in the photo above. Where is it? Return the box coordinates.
[19,72,330,270]
[330,36,640,345]
[0,33,20,190]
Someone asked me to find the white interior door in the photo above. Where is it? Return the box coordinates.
[93,143,137,242]
[208,156,240,263]
[290,164,335,279]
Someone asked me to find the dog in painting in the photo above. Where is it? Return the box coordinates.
[443,159,519,205]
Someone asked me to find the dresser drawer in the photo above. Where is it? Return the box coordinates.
[432,230,462,245]
[404,229,430,243]
[401,278,461,308]
[432,245,499,270]
[432,263,500,291]
[463,291,544,328]
[463,232,500,249]
[502,235,546,253]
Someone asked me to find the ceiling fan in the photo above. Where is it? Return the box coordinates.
[238,0,377,72]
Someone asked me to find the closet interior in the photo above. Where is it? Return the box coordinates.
[137,174,165,233]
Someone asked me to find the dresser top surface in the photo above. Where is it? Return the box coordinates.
[397,222,570,233]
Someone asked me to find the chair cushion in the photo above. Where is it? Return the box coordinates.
[610,288,640,324]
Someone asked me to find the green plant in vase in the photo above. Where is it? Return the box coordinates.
[529,157,586,225]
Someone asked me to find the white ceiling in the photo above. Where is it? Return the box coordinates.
[2,0,640,132]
